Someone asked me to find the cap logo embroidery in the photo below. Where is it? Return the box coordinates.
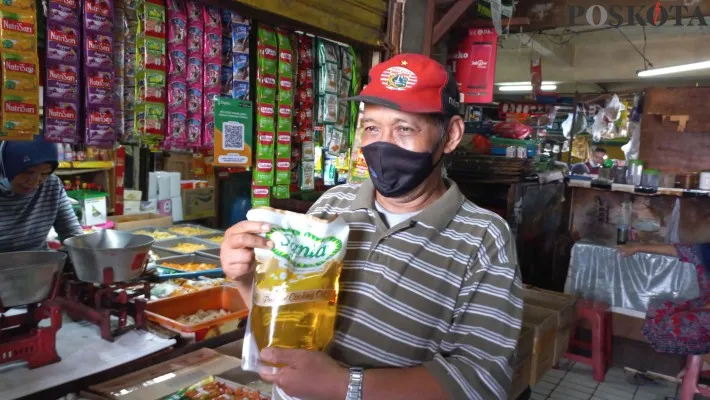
[380,66,418,91]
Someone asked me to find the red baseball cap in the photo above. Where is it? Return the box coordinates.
[344,53,461,116]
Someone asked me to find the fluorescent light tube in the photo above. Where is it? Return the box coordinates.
[638,61,710,77]
[496,81,558,86]
[499,84,557,92]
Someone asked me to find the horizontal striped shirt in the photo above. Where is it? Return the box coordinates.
[0,175,84,252]
[294,179,523,399]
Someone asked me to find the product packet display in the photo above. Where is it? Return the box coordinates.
[44,99,79,143]
[85,106,116,147]
[276,131,290,160]
[323,155,337,186]
[257,26,277,76]
[185,0,203,147]
[199,5,220,149]
[86,70,115,106]
[251,185,270,208]
[272,184,289,199]
[114,4,127,140]
[213,98,253,167]
[231,20,250,100]
[1,52,39,139]
[255,131,274,159]
[0,10,37,52]
[253,158,274,186]
[241,207,348,373]
[276,28,293,78]
[140,1,166,39]
[256,102,275,132]
[48,0,79,26]
[46,23,80,63]
[299,160,315,191]
[274,157,290,185]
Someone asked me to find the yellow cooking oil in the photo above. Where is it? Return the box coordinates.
[250,256,342,353]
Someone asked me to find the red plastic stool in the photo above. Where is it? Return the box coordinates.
[564,300,613,382]
[680,355,710,400]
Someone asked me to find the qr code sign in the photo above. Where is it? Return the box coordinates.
[223,121,245,150]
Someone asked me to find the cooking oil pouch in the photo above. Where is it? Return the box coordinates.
[242,207,349,373]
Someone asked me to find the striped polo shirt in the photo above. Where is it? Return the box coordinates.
[0,175,84,252]
[293,179,523,399]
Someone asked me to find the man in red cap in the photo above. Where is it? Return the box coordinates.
[222,54,522,400]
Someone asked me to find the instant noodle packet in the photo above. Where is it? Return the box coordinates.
[241,207,349,373]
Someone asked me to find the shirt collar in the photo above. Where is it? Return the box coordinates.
[351,178,465,231]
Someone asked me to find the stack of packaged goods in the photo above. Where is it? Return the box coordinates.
[201,6,221,149]
[164,0,187,149]
[294,34,315,192]
[273,28,293,200]
[113,0,126,144]
[331,47,354,185]
[134,0,167,149]
[1,0,40,140]
[44,0,80,144]
[315,39,340,186]
[251,25,277,207]
[230,14,250,100]
[83,0,116,147]
[122,0,138,143]
[185,0,203,148]
[219,10,232,98]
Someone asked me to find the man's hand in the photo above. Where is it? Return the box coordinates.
[220,220,273,280]
[259,348,349,400]
[617,244,640,257]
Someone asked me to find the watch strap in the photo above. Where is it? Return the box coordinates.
[346,367,364,400]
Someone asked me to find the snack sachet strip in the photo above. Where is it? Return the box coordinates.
[165,0,187,149]
[185,0,203,148]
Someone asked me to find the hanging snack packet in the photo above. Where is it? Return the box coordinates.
[85,107,116,147]
[257,26,277,76]
[0,10,37,52]
[45,100,79,143]
[251,186,270,208]
[276,131,290,159]
[299,160,315,191]
[46,23,80,63]
[241,207,349,373]
[253,158,274,186]
[276,28,293,78]
[272,185,289,199]
[274,158,290,185]
[255,131,274,158]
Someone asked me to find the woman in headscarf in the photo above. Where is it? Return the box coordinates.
[0,138,84,252]
[618,243,710,364]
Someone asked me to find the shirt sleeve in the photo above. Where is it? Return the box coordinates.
[423,217,523,400]
[54,183,84,242]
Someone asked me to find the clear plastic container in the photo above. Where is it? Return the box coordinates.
[641,168,660,188]
[627,160,644,186]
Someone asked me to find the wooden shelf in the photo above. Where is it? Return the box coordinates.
[58,161,114,170]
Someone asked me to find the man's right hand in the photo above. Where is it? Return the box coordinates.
[221,221,274,281]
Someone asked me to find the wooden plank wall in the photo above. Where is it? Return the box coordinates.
[639,87,710,173]
[232,0,387,47]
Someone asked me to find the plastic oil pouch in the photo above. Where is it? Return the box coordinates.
[241,207,349,373]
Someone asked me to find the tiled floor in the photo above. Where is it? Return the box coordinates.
[531,360,707,400]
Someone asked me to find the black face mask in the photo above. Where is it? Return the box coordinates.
[362,139,444,198]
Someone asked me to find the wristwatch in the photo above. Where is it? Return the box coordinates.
[345,367,364,400]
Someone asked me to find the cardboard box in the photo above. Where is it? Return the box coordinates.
[182,187,216,220]
[522,304,557,386]
[68,190,108,227]
[124,189,142,201]
[163,152,196,180]
[510,326,534,399]
[157,199,172,217]
[86,349,240,400]
[523,288,577,365]
[108,213,172,231]
[171,196,183,222]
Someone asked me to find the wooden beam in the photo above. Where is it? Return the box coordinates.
[516,0,710,31]
[463,16,530,28]
[423,0,436,56]
[433,0,475,44]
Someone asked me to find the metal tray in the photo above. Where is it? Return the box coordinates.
[195,232,224,245]
[166,224,223,237]
[152,237,219,256]
[129,227,183,241]
[196,247,220,260]
[154,254,224,281]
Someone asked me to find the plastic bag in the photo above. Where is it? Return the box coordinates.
[493,121,531,139]
[242,207,349,373]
